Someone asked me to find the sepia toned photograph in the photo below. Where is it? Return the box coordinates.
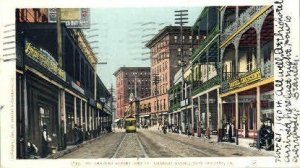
[0,0,299,168]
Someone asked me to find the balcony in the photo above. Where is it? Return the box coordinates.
[222,72,247,81]
[262,61,273,78]
[221,6,264,43]
[192,76,221,96]
[192,26,219,60]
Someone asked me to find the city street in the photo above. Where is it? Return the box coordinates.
[60,129,272,158]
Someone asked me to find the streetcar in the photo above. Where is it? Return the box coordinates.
[125,116,137,133]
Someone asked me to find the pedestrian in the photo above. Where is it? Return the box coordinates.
[26,140,38,159]
[41,124,50,158]
[228,122,232,142]
[73,124,79,144]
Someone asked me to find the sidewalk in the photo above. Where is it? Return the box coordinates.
[46,132,113,159]
[147,129,273,156]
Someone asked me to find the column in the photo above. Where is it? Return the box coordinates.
[80,99,83,126]
[235,44,239,77]
[97,109,100,133]
[198,96,201,136]
[256,86,261,130]
[74,97,77,124]
[235,93,239,144]
[191,99,194,135]
[257,31,261,68]
[206,93,209,129]
[85,102,87,131]
[89,106,91,130]
[217,88,221,130]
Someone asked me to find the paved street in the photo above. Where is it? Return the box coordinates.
[60,129,272,158]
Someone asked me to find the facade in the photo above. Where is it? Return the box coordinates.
[16,9,48,23]
[114,67,151,118]
[219,6,274,139]
[16,9,112,159]
[146,26,199,127]
[138,96,153,127]
[190,7,221,137]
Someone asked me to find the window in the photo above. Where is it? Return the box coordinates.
[189,36,192,43]
[174,35,178,43]
[39,107,50,127]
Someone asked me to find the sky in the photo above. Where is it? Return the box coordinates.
[85,7,203,89]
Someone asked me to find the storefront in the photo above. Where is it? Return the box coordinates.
[220,69,274,138]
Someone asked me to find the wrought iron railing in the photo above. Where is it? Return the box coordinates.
[222,72,247,81]
[221,6,264,43]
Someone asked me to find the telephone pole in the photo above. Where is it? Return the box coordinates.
[175,10,188,133]
[152,73,160,127]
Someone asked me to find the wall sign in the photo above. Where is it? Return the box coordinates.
[229,69,262,90]
[25,41,65,80]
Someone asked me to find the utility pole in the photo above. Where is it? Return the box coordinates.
[55,8,66,150]
[152,73,160,127]
[175,10,188,134]
[110,83,115,131]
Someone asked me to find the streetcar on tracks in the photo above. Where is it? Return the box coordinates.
[125,115,137,133]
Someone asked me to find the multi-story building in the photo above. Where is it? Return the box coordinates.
[114,67,151,118]
[219,6,274,139]
[15,8,112,159]
[138,96,153,127]
[189,7,221,137]
[145,26,199,126]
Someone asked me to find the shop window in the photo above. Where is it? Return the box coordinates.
[39,107,50,127]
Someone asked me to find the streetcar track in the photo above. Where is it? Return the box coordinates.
[111,133,127,158]
[111,133,149,158]
[135,133,149,158]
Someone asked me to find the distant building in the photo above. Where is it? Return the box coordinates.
[16,8,48,23]
[145,26,199,126]
[114,67,151,118]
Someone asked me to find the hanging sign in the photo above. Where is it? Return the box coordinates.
[48,8,90,29]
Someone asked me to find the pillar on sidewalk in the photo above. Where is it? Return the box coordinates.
[235,93,239,145]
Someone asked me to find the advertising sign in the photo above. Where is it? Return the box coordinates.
[25,41,65,80]
[48,8,90,28]
[229,69,262,90]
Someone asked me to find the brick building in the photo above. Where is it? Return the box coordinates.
[16,8,48,23]
[114,67,151,118]
[145,26,199,126]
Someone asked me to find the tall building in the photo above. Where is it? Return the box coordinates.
[145,26,199,126]
[114,67,151,118]
[15,8,113,159]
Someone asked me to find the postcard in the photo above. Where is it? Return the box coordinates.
[0,0,299,168]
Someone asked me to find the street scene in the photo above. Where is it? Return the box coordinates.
[60,129,272,158]
[14,6,274,159]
